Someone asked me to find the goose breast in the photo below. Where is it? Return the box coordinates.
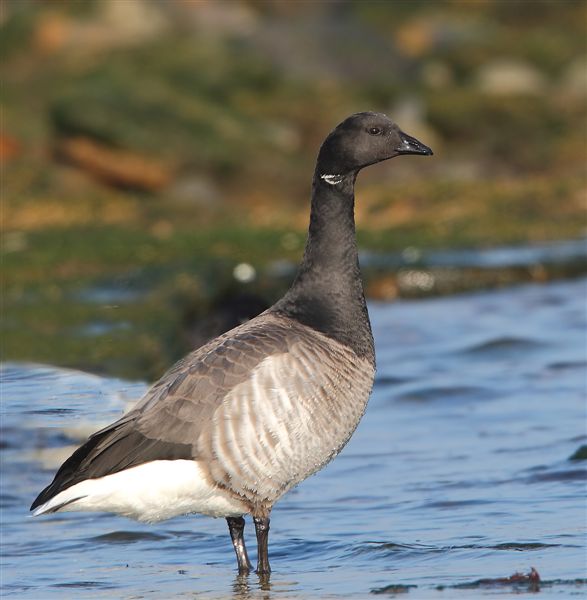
[132,313,375,510]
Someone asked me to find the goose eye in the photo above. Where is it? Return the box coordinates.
[367,127,382,136]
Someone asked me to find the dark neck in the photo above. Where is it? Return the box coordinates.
[272,170,374,361]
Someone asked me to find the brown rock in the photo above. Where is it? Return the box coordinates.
[366,275,399,301]
[55,137,172,191]
[0,134,22,162]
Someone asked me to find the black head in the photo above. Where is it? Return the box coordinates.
[317,112,433,177]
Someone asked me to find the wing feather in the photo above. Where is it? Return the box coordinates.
[31,313,292,510]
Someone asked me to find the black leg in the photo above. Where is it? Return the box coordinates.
[253,515,271,575]
[226,516,252,574]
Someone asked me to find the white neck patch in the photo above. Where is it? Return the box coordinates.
[320,173,344,185]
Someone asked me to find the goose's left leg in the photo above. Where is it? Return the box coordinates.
[253,514,271,575]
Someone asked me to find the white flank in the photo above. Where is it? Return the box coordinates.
[32,460,247,523]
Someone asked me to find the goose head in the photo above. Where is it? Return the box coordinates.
[317,112,433,180]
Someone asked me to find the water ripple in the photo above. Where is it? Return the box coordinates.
[526,468,587,483]
[462,336,545,355]
[88,531,171,544]
[394,385,492,403]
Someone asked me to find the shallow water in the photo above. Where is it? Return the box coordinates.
[2,278,586,599]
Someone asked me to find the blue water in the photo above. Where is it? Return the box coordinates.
[2,278,586,598]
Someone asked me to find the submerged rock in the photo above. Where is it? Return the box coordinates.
[568,445,587,461]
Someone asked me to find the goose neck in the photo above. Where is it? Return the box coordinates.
[272,171,374,360]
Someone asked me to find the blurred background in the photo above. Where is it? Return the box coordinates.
[2,0,586,380]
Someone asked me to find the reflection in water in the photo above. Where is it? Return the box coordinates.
[232,573,253,599]
[231,573,273,599]
[1,278,586,598]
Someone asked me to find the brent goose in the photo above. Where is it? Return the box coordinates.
[31,112,432,575]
